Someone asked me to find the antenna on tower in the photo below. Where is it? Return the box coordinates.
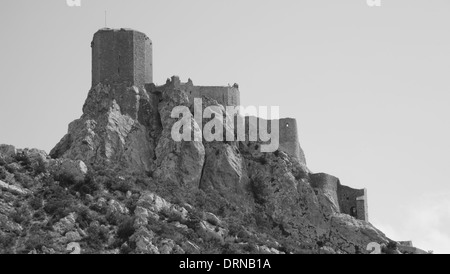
[105,10,107,28]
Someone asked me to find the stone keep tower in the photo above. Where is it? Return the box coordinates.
[91,28,153,87]
[279,118,307,165]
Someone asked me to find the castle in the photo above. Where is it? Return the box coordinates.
[91,28,368,222]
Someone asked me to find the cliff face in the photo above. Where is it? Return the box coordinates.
[0,79,392,254]
[50,83,159,173]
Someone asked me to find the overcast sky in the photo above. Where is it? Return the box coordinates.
[1,0,449,253]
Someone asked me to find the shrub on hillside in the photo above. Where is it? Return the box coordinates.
[29,196,43,210]
[249,176,269,205]
[117,217,135,241]
[43,185,76,220]
[14,172,34,188]
[0,166,7,180]
[0,233,15,252]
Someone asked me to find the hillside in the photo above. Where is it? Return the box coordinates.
[0,79,403,255]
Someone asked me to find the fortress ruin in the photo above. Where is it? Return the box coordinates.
[90,28,369,222]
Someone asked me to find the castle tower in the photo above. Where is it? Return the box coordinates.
[91,28,153,87]
[310,173,369,222]
[278,118,307,165]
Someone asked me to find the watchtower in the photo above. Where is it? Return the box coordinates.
[279,118,307,165]
[91,28,153,87]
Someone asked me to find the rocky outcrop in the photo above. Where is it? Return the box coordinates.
[0,180,30,196]
[50,83,157,173]
[328,214,388,253]
[153,86,205,189]
[136,192,189,222]
[200,142,247,201]
[0,76,399,254]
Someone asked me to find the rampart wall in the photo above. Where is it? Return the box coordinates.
[310,173,368,221]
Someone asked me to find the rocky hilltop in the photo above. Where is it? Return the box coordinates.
[0,28,426,254]
[0,79,392,254]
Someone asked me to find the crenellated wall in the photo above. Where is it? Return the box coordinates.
[161,76,240,107]
[91,28,152,87]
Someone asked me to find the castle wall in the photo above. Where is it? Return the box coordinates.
[310,173,369,221]
[173,78,240,107]
[356,189,368,221]
[338,184,367,221]
[134,31,153,86]
[309,173,341,212]
[244,117,307,165]
[91,28,152,87]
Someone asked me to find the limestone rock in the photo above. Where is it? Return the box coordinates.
[130,226,159,254]
[200,142,248,201]
[53,213,77,235]
[66,242,81,254]
[6,163,22,173]
[328,214,388,254]
[136,192,188,222]
[17,148,49,170]
[0,180,30,196]
[204,212,223,227]
[134,206,151,228]
[64,231,82,243]
[182,241,201,254]
[198,220,227,244]
[257,245,284,254]
[157,238,177,254]
[50,83,157,173]
[108,199,129,215]
[153,87,205,188]
[244,152,329,243]
[0,200,14,216]
[0,145,16,159]
[0,213,23,233]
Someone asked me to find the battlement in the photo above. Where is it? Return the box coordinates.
[164,76,241,107]
[91,28,152,87]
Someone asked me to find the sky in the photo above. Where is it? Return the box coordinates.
[1,0,449,253]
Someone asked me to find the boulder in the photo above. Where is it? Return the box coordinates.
[64,231,82,243]
[0,180,30,196]
[66,242,81,254]
[137,192,188,222]
[130,227,159,254]
[204,212,223,227]
[53,213,77,235]
[198,220,227,244]
[157,238,176,254]
[108,199,129,215]
[50,159,88,183]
